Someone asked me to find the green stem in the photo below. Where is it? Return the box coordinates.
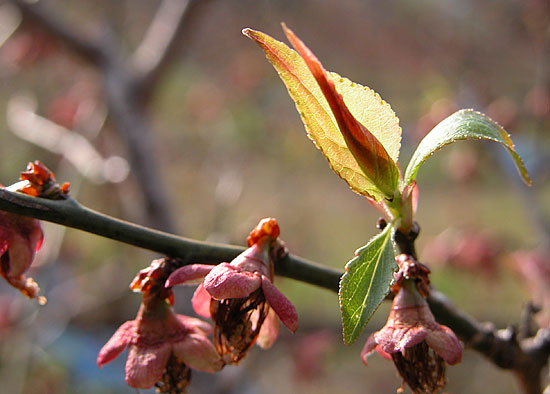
[0,189,341,291]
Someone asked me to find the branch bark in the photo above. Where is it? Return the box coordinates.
[0,189,341,290]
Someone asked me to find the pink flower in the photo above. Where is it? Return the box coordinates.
[0,209,44,303]
[166,218,298,364]
[97,296,223,390]
[361,279,462,393]
[0,161,70,303]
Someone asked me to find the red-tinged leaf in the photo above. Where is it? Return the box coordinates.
[243,27,402,201]
[282,25,400,199]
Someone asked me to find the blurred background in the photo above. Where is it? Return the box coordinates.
[0,0,549,393]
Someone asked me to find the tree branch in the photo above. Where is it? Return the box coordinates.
[10,0,103,64]
[132,0,204,100]
[0,189,341,291]
[428,290,550,394]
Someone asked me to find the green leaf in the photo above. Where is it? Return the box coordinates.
[339,223,396,345]
[404,109,531,186]
[243,27,402,201]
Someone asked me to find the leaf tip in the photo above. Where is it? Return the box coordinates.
[241,27,253,38]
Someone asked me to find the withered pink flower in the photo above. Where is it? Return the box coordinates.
[0,209,44,303]
[166,218,298,364]
[97,296,223,391]
[0,161,70,303]
[361,280,462,393]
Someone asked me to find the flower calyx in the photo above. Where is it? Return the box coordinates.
[166,217,298,364]
[130,257,181,306]
[12,161,70,199]
[391,253,431,297]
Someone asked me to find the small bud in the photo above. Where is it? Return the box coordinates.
[376,218,387,230]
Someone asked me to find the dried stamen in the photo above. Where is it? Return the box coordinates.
[210,288,268,363]
[391,342,446,394]
[155,354,191,394]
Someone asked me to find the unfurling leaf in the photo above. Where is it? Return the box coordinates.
[404,109,531,186]
[243,27,402,201]
[339,223,396,345]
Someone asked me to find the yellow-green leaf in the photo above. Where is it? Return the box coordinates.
[404,109,531,186]
[243,27,402,201]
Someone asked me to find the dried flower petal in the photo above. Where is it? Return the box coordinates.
[0,209,44,302]
[17,161,70,199]
[191,283,212,318]
[362,277,462,393]
[261,274,298,332]
[165,264,214,287]
[97,298,223,390]
[166,218,298,364]
[204,263,263,300]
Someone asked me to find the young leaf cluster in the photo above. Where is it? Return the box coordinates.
[245,25,531,344]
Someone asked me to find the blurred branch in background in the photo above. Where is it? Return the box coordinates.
[6,94,129,185]
[7,0,209,233]
[131,0,201,102]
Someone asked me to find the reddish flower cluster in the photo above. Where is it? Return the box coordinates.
[97,295,223,390]
[167,218,298,364]
[362,254,462,394]
[98,258,223,393]
[98,219,298,392]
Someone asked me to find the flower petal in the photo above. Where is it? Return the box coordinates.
[191,283,212,318]
[360,334,378,365]
[256,308,280,349]
[177,314,213,335]
[0,213,42,278]
[173,333,224,372]
[375,325,428,354]
[0,239,8,257]
[261,275,298,333]
[166,264,214,287]
[125,343,171,389]
[375,344,394,361]
[97,321,135,367]
[426,324,463,365]
[203,263,262,300]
